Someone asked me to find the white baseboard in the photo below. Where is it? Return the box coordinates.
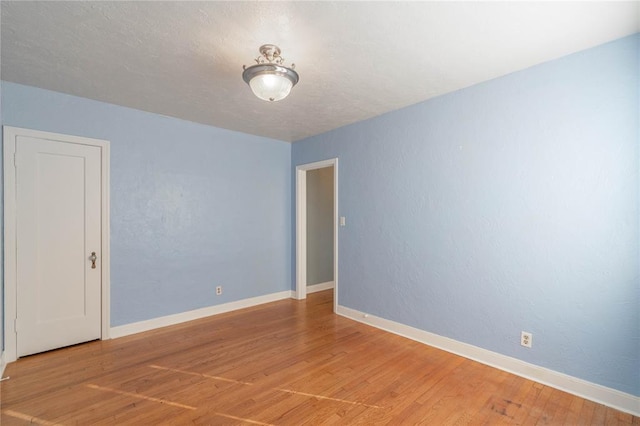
[110,290,294,339]
[307,281,334,294]
[336,305,640,417]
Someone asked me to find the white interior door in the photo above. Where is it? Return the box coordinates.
[16,135,102,357]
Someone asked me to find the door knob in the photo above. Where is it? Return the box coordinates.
[89,252,97,269]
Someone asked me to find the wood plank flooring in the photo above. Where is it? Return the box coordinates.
[1,290,637,425]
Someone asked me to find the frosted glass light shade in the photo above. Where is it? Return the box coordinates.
[249,73,293,102]
[242,63,299,102]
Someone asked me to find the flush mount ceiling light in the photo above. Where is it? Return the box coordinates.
[242,44,299,102]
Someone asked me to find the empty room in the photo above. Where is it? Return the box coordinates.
[0,1,638,424]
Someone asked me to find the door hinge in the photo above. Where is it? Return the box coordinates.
[14,318,18,333]
[13,153,17,168]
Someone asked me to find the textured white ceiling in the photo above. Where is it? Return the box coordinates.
[1,1,638,142]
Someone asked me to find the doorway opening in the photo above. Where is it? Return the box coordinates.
[295,159,338,312]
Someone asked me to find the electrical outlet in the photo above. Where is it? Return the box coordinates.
[521,331,532,348]
[216,286,222,296]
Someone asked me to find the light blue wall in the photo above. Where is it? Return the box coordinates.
[1,82,291,326]
[293,34,640,396]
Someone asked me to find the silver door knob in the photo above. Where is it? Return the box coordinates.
[89,252,97,269]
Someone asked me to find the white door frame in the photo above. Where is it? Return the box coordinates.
[295,158,338,312]
[3,126,111,363]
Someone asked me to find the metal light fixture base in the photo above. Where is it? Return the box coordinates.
[258,44,282,63]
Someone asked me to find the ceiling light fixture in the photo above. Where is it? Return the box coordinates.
[242,44,299,102]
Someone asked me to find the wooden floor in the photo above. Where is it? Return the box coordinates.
[1,291,637,425]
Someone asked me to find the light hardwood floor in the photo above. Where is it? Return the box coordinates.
[1,290,637,425]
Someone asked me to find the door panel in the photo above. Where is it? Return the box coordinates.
[16,136,102,357]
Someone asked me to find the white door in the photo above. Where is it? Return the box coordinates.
[16,135,102,357]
